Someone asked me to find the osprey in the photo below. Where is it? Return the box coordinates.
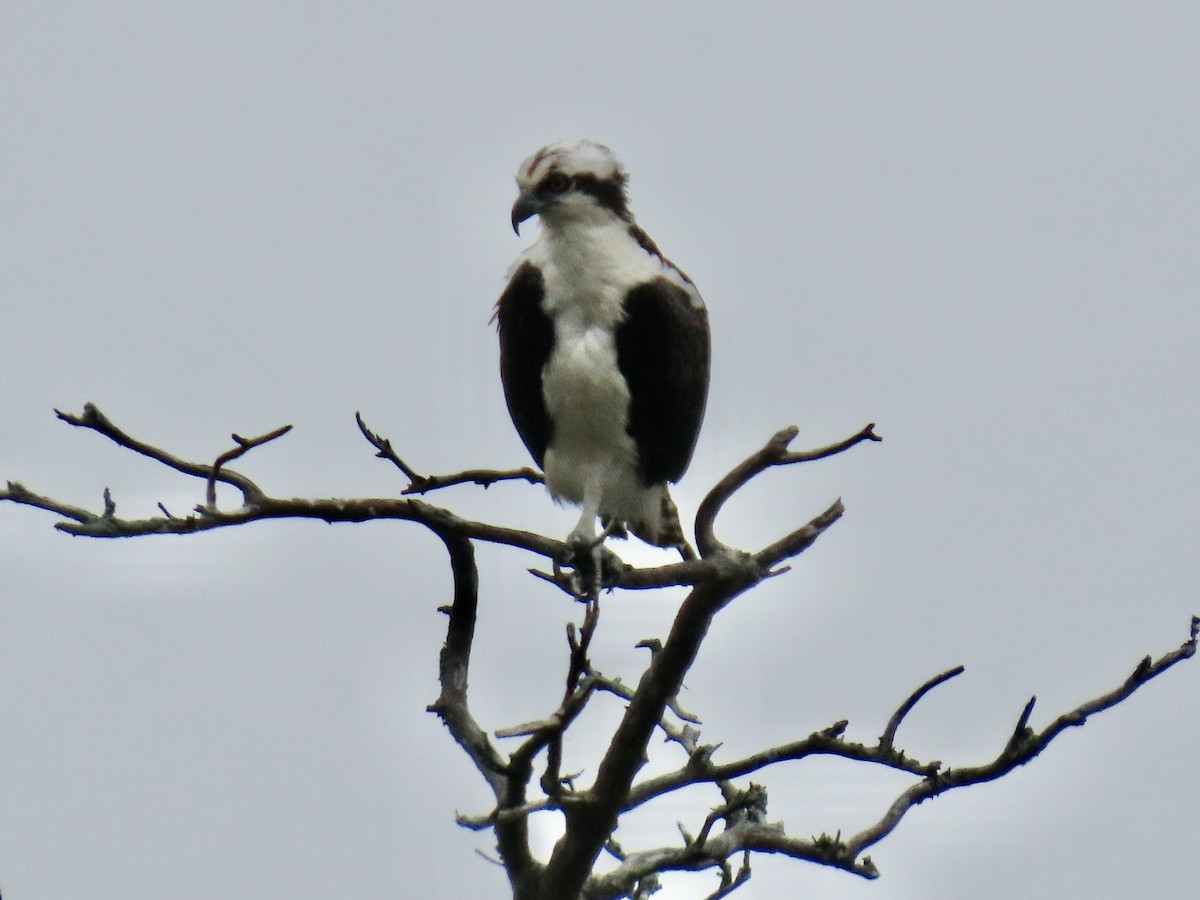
[494,140,710,559]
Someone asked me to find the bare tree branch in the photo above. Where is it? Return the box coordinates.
[357,411,544,494]
[206,424,293,508]
[702,852,752,900]
[539,502,845,900]
[4,405,1194,900]
[425,522,544,895]
[5,407,844,594]
[695,422,879,557]
[425,526,506,790]
[2,481,95,524]
[879,665,965,752]
[753,498,845,572]
[843,616,1199,861]
[54,402,275,507]
[539,601,602,795]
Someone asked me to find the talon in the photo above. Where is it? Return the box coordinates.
[561,532,604,600]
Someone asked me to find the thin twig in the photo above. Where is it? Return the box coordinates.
[1004,695,1038,753]
[541,600,601,793]
[753,499,845,570]
[701,852,752,900]
[356,411,543,493]
[54,403,275,507]
[780,423,882,464]
[206,424,293,509]
[879,665,965,751]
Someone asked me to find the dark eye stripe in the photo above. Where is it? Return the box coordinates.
[571,172,629,218]
[540,172,571,193]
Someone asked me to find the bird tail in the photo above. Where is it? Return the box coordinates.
[628,489,696,559]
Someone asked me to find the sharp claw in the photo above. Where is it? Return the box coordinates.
[558,532,604,600]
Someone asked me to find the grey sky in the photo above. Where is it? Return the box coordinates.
[2,3,1197,898]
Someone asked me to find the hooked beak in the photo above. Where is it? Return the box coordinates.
[511,190,540,235]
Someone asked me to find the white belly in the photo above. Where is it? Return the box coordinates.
[541,321,635,495]
[540,322,663,530]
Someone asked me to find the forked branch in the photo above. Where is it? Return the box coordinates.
[695,422,879,557]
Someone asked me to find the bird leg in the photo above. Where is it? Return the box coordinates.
[564,537,604,602]
[563,485,606,600]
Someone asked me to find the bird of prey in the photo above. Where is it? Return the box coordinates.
[494,140,710,568]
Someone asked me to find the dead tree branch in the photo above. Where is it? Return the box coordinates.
[356,411,544,494]
[695,422,879,558]
[53,403,276,508]
[3,404,1193,900]
[844,615,1199,861]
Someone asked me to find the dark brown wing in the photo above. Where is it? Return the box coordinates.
[615,278,711,485]
[494,261,554,468]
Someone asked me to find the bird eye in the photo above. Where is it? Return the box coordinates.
[541,172,571,194]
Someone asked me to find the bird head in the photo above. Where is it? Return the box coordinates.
[511,139,631,234]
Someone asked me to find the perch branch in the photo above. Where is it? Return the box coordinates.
[4,464,730,592]
[5,407,862,595]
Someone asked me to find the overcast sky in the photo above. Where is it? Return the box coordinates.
[2,3,1198,898]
